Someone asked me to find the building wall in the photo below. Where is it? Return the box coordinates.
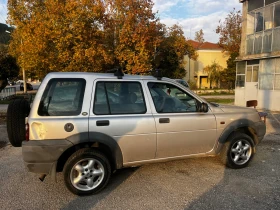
[235,57,280,111]
[235,0,280,111]
[184,50,229,88]
[239,1,248,57]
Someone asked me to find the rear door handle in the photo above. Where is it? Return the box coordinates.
[159,118,170,123]
[96,120,110,126]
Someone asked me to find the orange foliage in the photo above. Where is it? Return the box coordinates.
[8,0,196,78]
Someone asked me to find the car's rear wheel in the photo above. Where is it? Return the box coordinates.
[6,99,30,147]
[63,148,111,195]
[220,132,255,169]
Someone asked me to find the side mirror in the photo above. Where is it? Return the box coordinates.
[199,102,209,113]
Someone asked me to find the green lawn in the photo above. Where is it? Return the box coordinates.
[203,98,234,104]
[198,92,234,96]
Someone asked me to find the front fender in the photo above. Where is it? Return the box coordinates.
[218,119,265,144]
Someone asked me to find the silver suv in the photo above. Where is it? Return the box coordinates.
[7,71,266,195]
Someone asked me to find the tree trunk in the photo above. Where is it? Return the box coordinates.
[0,79,8,92]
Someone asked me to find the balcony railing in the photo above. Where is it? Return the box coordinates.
[246,27,280,55]
[272,27,280,51]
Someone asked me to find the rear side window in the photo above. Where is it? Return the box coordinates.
[93,81,146,115]
[38,79,86,116]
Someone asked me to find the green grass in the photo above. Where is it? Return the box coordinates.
[197,92,234,96]
[203,98,234,104]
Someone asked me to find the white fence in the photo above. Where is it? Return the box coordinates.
[0,87,16,100]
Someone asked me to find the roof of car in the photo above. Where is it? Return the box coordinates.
[46,72,175,82]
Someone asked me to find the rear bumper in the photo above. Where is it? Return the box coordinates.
[22,140,73,178]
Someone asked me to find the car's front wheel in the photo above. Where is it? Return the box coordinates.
[221,132,255,169]
[63,148,111,195]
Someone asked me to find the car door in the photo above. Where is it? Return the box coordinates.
[88,79,157,164]
[145,81,217,158]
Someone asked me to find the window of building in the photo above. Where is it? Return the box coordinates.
[266,0,279,6]
[246,65,259,83]
[246,1,280,54]
[38,79,86,116]
[259,58,280,90]
[248,0,265,12]
[275,3,280,27]
[272,27,280,51]
[264,5,274,30]
[247,12,256,34]
[255,10,264,32]
[93,81,146,115]
[246,66,252,82]
[275,59,280,89]
[260,59,274,90]
[263,29,273,52]
[236,61,246,88]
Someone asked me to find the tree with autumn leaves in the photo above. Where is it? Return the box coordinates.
[7,0,196,79]
[216,8,242,89]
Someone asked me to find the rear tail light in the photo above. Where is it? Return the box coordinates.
[25,123,29,141]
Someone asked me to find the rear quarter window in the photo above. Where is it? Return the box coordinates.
[38,78,86,116]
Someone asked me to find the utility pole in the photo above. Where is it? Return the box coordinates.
[21,38,27,93]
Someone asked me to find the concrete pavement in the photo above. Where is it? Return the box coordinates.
[0,104,8,115]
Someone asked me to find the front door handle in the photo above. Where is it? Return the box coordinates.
[159,118,170,123]
[96,120,110,126]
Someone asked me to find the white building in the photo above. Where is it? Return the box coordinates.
[235,0,280,111]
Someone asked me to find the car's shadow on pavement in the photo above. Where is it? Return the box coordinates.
[184,119,280,210]
[60,167,139,210]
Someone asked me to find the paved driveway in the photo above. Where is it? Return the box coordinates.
[0,114,279,210]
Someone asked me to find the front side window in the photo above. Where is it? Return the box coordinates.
[148,82,198,113]
[93,81,146,115]
[38,79,86,116]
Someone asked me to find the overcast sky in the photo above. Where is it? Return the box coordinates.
[0,0,242,43]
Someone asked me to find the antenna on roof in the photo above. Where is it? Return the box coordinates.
[153,69,162,80]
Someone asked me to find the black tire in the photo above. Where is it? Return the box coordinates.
[63,148,111,196]
[6,99,30,147]
[220,132,255,169]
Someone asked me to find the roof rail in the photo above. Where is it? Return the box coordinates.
[136,69,162,80]
[107,67,124,79]
[107,68,162,80]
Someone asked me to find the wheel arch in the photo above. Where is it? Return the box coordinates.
[56,132,123,172]
[218,119,259,144]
